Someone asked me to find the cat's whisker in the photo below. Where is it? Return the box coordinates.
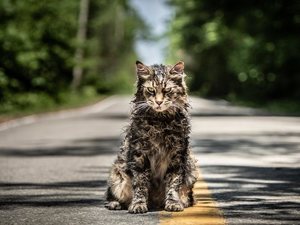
[134,101,147,105]
[134,105,145,110]
[133,103,151,113]
[138,104,148,110]
[171,104,181,110]
[145,107,151,114]
[134,102,148,108]
[134,103,149,110]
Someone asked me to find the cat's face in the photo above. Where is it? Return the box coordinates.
[135,61,187,112]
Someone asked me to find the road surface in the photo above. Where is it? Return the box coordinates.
[0,96,299,225]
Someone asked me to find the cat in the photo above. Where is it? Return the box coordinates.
[105,61,199,213]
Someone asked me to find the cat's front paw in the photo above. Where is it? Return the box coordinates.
[105,201,122,210]
[128,202,148,214]
[165,200,184,212]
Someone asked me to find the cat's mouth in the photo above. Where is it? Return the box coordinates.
[153,105,168,112]
[155,106,163,111]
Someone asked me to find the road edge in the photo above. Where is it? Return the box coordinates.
[0,95,118,132]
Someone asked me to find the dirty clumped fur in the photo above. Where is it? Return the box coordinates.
[105,61,199,213]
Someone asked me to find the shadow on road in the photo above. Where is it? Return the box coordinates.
[202,165,300,224]
[0,168,110,210]
[0,137,121,157]
[0,137,121,210]
[192,131,300,224]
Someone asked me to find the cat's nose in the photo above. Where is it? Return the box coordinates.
[156,100,163,105]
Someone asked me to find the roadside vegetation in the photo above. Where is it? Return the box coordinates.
[0,0,146,120]
[0,0,299,119]
[167,0,300,115]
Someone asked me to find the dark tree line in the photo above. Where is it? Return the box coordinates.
[168,0,300,103]
[1,0,299,113]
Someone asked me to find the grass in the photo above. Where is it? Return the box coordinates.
[0,91,106,123]
[229,98,300,116]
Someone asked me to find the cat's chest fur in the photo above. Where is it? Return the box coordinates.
[148,131,170,180]
[149,146,169,181]
[136,117,186,180]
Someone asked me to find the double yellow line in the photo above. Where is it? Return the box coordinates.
[159,171,226,225]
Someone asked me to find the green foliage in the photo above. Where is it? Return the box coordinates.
[0,0,77,98]
[83,0,146,94]
[168,0,300,104]
[0,0,145,114]
[0,90,101,118]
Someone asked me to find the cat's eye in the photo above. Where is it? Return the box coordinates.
[146,87,155,93]
[164,87,172,93]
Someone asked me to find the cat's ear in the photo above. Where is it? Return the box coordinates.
[169,61,185,79]
[136,60,151,79]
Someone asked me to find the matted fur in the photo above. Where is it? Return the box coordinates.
[105,61,199,213]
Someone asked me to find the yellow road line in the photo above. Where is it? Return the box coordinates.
[159,170,226,225]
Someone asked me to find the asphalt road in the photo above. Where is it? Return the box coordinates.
[0,96,299,225]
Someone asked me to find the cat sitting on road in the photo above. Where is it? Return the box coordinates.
[105,61,199,213]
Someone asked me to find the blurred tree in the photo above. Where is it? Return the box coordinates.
[84,0,148,93]
[0,0,77,101]
[71,0,90,91]
[0,0,146,112]
[168,0,300,103]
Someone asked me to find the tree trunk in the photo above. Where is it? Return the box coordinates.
[71,0,89,91]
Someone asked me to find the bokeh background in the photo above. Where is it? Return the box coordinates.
[0,0,299,118]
